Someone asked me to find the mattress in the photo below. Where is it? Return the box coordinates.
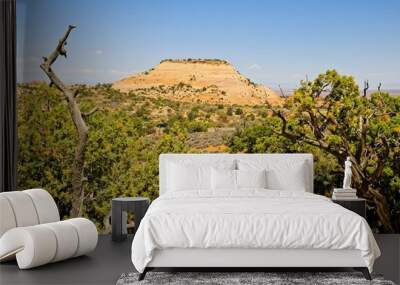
[131,190,380,273]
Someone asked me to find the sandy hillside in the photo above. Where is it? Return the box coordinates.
[112,59,281,105]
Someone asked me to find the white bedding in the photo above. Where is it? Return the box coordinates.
[131,190,380,273]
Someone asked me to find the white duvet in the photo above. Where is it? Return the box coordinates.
[131,190,380,273]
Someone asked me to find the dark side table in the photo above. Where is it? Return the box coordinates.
[111,197,150,242]
[332,198,366,219]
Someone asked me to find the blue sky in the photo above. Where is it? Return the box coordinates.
[17,0,400,89]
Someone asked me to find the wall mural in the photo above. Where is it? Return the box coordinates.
[16,0,400,233]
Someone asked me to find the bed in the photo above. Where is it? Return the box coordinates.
[131,153,380,280]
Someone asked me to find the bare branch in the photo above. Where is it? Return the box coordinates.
[48,25,75,65]
[355,115,369,166]
[369,137,390,183]
[40,25,76,94]
[278,85,286,98]
[314,82,330,98]
[363,80,369,97]
[83,107,98,117]
[367,111,396,120]
[271,109,344,158]
[306,109,323,139]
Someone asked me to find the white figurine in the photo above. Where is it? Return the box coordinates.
[343,157,352,189]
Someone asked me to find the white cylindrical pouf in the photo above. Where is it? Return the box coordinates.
[0,196,17,237]
[42,220,79,262]
[0,226,58,269]
[66,218,98,257]
[0,192,39,227]
[23,189,60,224]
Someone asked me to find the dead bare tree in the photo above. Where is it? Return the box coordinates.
[363,80,369,97]
[40,25,97,217]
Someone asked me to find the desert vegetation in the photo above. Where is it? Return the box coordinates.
[17,81,259,232]
[17,69,400,233]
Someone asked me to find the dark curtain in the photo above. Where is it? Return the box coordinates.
[0,0,17,192]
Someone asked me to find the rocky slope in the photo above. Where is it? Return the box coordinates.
[112,59,281,105]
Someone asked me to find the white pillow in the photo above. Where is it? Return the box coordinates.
[236,169,267,189]
[166,159,236,192]
[238,159,307,191]
[211,168,268,191]
[167,163,211,191]
[211,168,236,190]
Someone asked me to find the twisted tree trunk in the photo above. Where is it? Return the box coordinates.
[271,107,394,232]
[40,25,96,217]
[351,164,393,232]
[366,188,393,231]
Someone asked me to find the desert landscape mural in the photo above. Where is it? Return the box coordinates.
[16,0,400,234]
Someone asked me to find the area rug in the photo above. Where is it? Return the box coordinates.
[116,272,396,285]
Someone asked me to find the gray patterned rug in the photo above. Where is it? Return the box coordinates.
[116,272,396,285]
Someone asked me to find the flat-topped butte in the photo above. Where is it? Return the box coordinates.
[113,59,281,106]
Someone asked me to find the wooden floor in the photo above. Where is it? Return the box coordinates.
[0,234,398,285]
